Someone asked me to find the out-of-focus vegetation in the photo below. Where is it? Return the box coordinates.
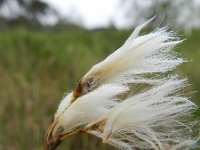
[0,0,199,150]
[119,0,200,30]
[0,0,55,25]
[0,26,199,150]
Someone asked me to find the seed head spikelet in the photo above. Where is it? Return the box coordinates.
[45,18,199,150]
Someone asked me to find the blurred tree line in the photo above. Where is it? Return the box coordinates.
[0,0,199,30]
[119,0,200,30]
[0,0,49,15]
[0,0,59,28]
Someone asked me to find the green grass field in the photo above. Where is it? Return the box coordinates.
[0,27,199,150]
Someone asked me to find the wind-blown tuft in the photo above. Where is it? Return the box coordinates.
[79,18,184,93]
[46,18,199,150]
[90,78,197,150]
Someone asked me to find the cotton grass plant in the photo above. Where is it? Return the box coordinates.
[45,18,200,150]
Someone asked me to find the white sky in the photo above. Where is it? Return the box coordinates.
[42,0,128,29]
[41,0,200,30]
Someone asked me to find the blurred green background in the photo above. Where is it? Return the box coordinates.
[0,0,200,150]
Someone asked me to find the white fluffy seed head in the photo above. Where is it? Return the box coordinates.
[49,18,199,150]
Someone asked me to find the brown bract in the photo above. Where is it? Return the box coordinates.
[45,116,107,150]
